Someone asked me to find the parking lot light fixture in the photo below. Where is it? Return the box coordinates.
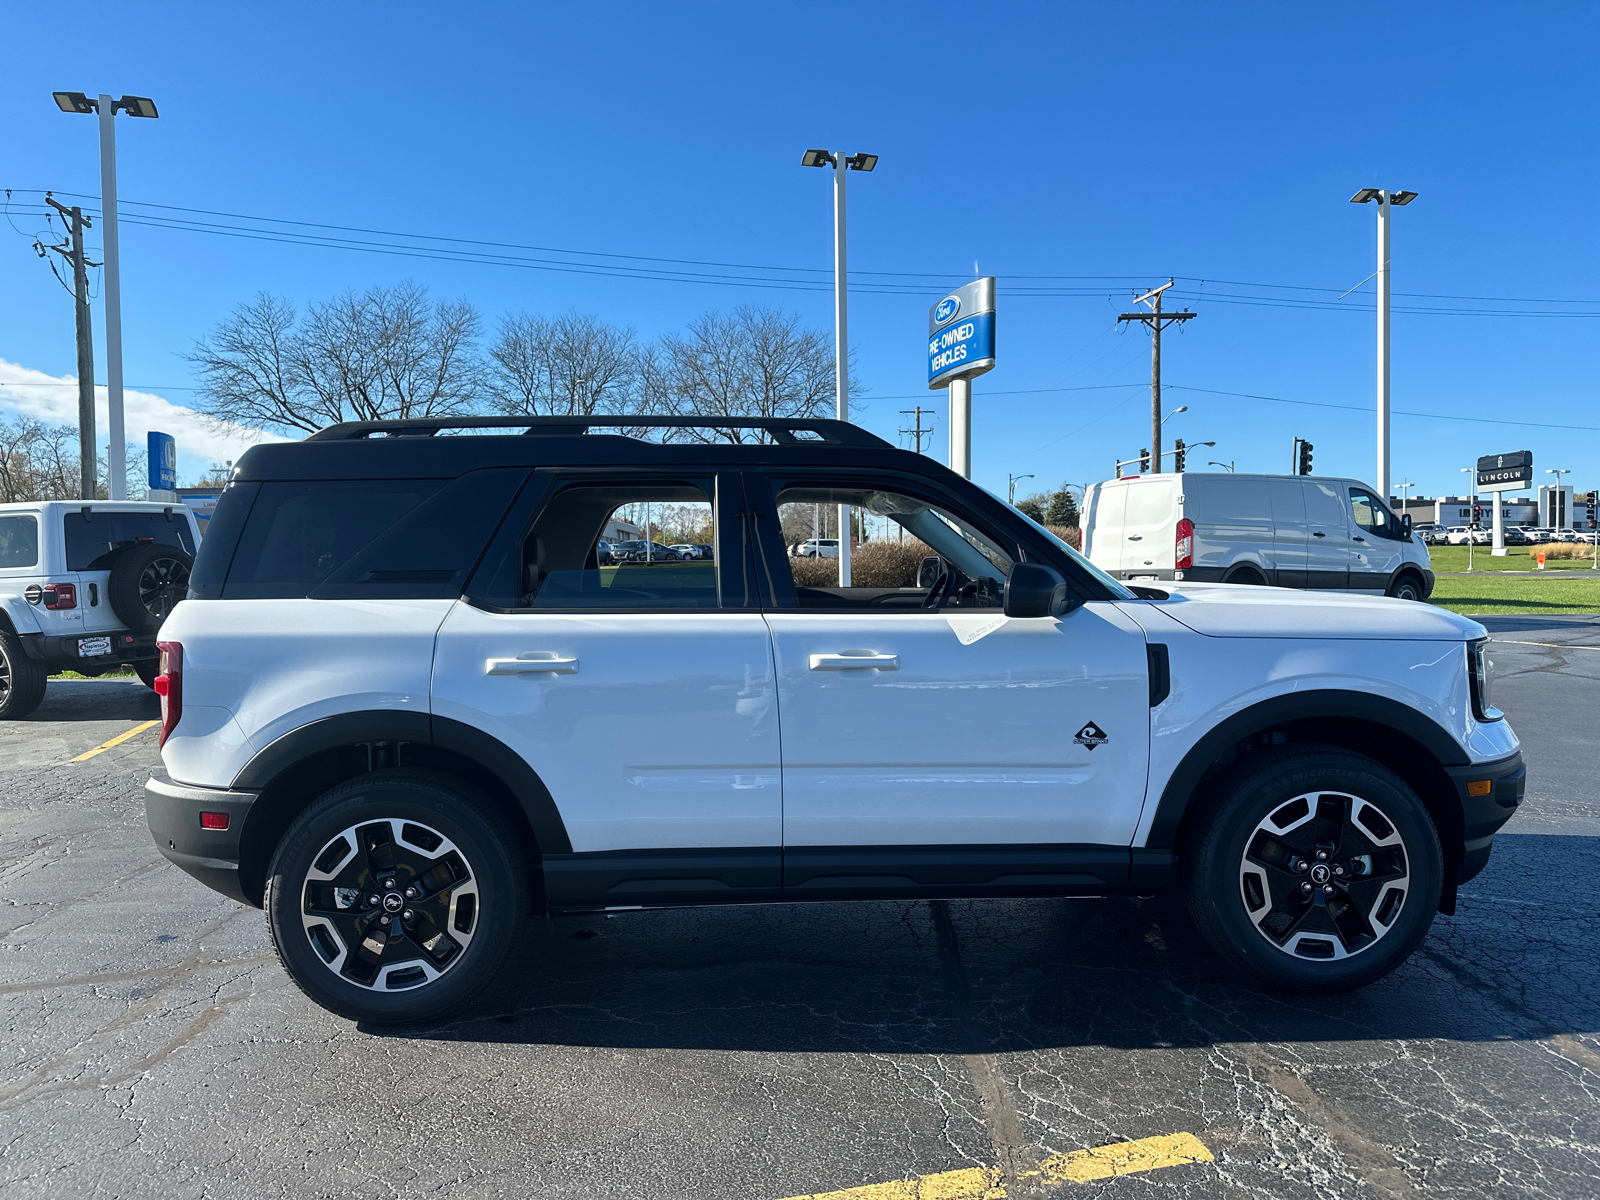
[1352,187,1417,502]
[54,88,160,501]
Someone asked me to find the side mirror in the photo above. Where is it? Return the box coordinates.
[1401,513,1413,540]
[1003,560,1072,618]
[917,555,945,589]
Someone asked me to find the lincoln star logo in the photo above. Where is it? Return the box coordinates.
[1074,721,1109,751]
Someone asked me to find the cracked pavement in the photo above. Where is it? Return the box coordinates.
[2,614,1597,1198]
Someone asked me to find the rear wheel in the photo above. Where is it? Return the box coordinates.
[265,771,528,1023]
[1183,745,1442,991]
[0,628,47,720]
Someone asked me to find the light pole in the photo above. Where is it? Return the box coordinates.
[1547,468,1572,531]
[1161,405,1188,428]
[1008,473,1034,506]
[1351,188,1417,503]
[803,148,877,585]
[55,90,159,501]
[1208,461,1235,473]
[1460,467,1477,571]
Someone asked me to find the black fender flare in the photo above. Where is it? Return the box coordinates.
[1143,688,1469,849]
[231,709,572,855]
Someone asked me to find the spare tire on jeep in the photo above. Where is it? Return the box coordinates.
[108,542,193,634]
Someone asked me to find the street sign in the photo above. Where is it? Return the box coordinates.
[147,431,176,491]
[927,277,996,389]
[1476,449,1532,493]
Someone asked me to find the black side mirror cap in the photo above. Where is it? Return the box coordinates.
[1004,560,1074,618]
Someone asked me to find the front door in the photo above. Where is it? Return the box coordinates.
[751,472,1152,898]
[1347,486,1405,592]
[431,471,782,910]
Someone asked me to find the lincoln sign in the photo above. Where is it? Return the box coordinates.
[1477,450,1533,493]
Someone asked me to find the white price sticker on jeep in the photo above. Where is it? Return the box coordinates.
[77,636,112,657]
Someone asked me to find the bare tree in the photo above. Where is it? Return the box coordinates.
[188,282,483,434]
[487,312,639,417]
[653,306,854,443]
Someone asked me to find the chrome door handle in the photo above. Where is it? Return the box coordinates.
[485,653,579,675]
[809,651,899,671]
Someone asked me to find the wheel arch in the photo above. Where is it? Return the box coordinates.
[1146,690,1469,903]
[1221,561,1268,585]
[1388,564,1430,598]
[231,710,570,908]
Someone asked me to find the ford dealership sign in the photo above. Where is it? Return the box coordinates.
[928,278,996,389]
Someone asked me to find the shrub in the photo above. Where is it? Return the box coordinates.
[787,539,934,588]
[791,556,838,587]
[1046,525,1081,551]
[1540,542,1595,560]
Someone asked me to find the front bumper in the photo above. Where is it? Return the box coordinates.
[145,772,258,905]
[1445,750,1525,884]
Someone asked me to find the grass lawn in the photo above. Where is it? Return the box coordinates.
[1425,545,1598,573]
[1429,574,1600,615]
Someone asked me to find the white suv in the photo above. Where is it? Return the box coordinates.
[144,417,1524,1023]
[0,501,200,717]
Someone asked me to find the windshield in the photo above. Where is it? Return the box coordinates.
[977,483,1135,600]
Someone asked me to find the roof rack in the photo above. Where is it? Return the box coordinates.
[305,415,893,448]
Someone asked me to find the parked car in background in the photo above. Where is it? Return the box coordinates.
[0,501,202,718]
[671,544,713,560]
[1444,527,1490,546]
[613,540,683,562]
[1081,472,1433,600]
[596,539,616,565]
[793,538,840,558]
[1422,527,1451,546]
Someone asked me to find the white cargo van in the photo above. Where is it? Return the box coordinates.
[1081,472,1434,599]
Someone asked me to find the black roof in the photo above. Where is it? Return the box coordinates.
[234,416,940,482]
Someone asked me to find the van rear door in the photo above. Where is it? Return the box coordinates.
[1120,478,1177,577]
[1080,482,1126,573]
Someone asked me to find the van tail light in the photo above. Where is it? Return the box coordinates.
[44,582,77,610]
[155,640,183,747]
[1175,519,1194,570]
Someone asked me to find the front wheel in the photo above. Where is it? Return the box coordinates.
[265,771,529,1023]
[1183,746,1442,991]
[1387,574,1425,602]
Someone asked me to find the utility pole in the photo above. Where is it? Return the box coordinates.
[899,406,935,454]
[42,195,98,500]
[1118,280,1195,473]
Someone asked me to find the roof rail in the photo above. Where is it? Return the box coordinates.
[304,415,893,448]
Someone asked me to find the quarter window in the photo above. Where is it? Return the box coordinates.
[0,515,38,569]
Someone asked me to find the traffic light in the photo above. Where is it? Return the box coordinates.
[1139,448,1150,472]
[1473,504,1484,526]
[1297,440,1314,475]
[1172,438,1186,471]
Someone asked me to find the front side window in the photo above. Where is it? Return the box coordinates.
[475,481,719,610]
[0,515,39,569]
[774,482,1014,610]
[1349,488,1400,539]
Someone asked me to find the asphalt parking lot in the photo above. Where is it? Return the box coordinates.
[4,614,1599,1199]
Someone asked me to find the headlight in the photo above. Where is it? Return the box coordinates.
[1468,639,1502,722]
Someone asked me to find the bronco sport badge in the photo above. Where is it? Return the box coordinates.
[1074,721,1109,751]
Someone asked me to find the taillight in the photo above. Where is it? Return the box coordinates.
[1175,519,1194,570]
[44,582,77,610]
[155,640,183,747]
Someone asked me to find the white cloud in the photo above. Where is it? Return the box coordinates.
[0,357,289,483]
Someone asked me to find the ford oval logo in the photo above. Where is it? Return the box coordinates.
[934,296,960,324]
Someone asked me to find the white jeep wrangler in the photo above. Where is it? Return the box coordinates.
[143,417,1524,1024]
[0,500,199,717]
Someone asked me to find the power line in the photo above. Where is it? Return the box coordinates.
[1165,384,1600,433]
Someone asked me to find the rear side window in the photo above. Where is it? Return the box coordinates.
[224,480,443,598]
[64,509,196,571]
[0,515,39,568]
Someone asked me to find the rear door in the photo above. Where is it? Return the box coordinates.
[67,507,198,641]
[1079,482,1125,572]
[1119,478,1176,577]
[429,468,783,910]
[1302,479,1352,589]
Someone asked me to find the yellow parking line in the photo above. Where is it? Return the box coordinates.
[72,719,161,762]
[776,1132,1213,1199]
[1490,639,1600,651]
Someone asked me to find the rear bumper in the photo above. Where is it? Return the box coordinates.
[145,772,258,905]
[1445,750,1525,884]
[22,630,158,667]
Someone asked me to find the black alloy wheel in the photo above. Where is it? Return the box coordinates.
[1183,745,1442,991]
[266,771,528,1023]
[0,627,47,720]
[108,541,194,634]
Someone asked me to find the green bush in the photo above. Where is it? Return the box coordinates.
[788,539,934,588]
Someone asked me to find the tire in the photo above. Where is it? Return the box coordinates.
[108,542,193,635]
[0,627,47,720]
[1387,574,1424,602]
[1182,745,1442,992]
[265,770,529,1023]
[134,660,161,689]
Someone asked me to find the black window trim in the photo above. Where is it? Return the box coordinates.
[461,466,748,616]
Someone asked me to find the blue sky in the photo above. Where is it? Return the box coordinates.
[1,2,1595,500]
